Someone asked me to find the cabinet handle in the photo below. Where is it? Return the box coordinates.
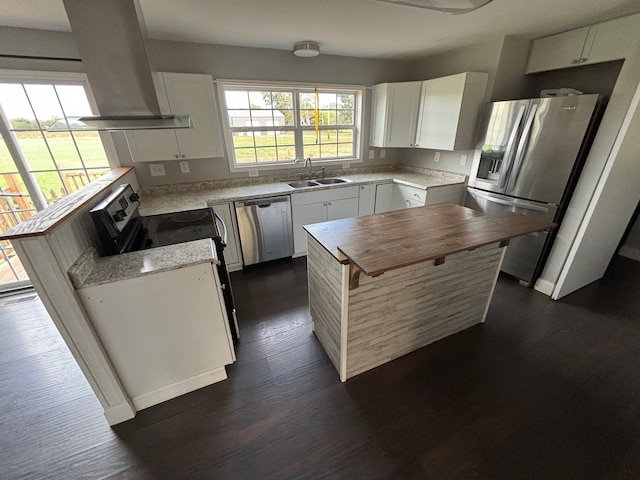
[328,202,332,206]
[181,154,186,158]
[579,58,587,63]
[413,193,420,198]
[571,59,579,64]
[175,154,180,158]
[415,144,419,147]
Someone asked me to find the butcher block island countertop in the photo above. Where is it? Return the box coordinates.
[304,203,555,381]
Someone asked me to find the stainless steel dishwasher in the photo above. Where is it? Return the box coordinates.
[235,196,294,266]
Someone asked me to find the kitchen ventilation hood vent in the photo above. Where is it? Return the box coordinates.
[58,0,191,132]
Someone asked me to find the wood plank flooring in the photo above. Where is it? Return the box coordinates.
[1,256,640,479]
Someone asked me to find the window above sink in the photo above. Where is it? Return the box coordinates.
[217,80,365,173]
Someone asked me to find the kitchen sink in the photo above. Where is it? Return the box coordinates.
[287,180,320,189]
[287,177,353,189]
[315,177,352,185]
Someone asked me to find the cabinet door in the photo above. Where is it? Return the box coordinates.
[415,72,487,151]
[374,183,394,213]
[425,184,465,206]
[582,15,637,66]
[164,73,225,159]
[525,27,590,74]
[370,82,422,148]
[211,203,242,270]
[292,202,325,257]
[326,197,359,221]
[126,130,180,162]
[357,184,375,216]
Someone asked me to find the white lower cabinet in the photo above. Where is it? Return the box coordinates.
[211,202,243,271]
[292,186,359,256]
[374,183,394,213]
[77,262,235,411]
[393,184,427,210]
[375,182,465,213]
[425,183,466,205]
[357,184,376,216]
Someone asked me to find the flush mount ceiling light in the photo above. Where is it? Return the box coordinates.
[293,41,320,57]
[374,0,493,14]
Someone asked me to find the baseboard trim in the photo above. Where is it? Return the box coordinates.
[534,278,555,297]
[619,246,640,262]
[131,367,228,411]
[103,400,136,426]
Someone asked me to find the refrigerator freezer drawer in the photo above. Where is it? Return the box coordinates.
[465,188,557,285]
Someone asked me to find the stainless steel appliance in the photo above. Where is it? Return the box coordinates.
[466,94,604,286]
[235,196,293,266]
[90,184,239,340]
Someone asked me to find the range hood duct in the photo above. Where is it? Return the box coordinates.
[51,0,190,131]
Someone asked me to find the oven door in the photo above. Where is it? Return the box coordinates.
[214,212,240,341]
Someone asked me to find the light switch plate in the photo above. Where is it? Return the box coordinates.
[368,149,374,160]
[460,154,468,166]
[149,163,166,176]
[248,170,259,177]
[381,149,386,158]
[179,161,190,173]
[434,152,440,162]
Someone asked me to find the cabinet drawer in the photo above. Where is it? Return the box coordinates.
[291,186,359,206]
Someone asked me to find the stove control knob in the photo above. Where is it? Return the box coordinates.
[113,209,127,222]
[129,192,140,202]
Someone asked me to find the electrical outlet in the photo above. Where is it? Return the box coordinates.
[149,163,166,176]
[179,161,190,173]
[460,154,468,167]
[248,170,259,177]
[368,149,375,160]
[380,149,386,158]
[434,152,440,162]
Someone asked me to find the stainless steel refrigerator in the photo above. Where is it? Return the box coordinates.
[465,94,604,286]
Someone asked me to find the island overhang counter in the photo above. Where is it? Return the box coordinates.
[303,203,555,382]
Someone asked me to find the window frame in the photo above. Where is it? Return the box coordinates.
[217,80,365,173]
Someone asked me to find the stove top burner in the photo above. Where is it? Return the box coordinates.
[173,210,210,223]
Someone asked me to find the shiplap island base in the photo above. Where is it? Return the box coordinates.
[304,203,555,382]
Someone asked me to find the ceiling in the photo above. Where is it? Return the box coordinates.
[1,0,640,59]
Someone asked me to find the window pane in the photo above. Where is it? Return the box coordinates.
[318,93,337,109]
[234,148,257,164]
[44,132,82,169]
[256,147,277,162]
[24,85,65,130]
[299,109,315,126]
[298,92,315,108]
[59,169,93,194]
[276,145,296,161]
[73,132,109,167]
[225,91,249,109]
[56,85,93,116]
[32,171,67,205]
[232,131,255,149]
[302,130,319,144]
[320,144,338,158]
[338,129,354,142]
[303,144,319,159]
[14,132,57,170]
[275,131,295,148]
[337,110,354,125]
[0,84,38,131]
[249,91,272,109]
[0,240,29,282]
[254,131,277,148]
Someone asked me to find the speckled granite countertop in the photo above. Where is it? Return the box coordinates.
[138,168,466,217]
[69,239,218,289]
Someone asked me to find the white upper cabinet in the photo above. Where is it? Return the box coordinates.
[525,15,639,74]
[415,72,488,151]
[370,72,487,151]
[127,72,224,162]
[370,81,422,148]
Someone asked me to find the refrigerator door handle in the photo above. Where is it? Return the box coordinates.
[507,104,538,193]
[470,189,551,212]
[497,105,527,189]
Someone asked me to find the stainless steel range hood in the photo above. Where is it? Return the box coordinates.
[50,0,191,132]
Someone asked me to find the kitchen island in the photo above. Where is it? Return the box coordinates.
[304,203,555,381]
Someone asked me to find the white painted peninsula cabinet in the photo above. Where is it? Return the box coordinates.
[126,72,225,162]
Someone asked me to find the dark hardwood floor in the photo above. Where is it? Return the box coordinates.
[1,256,640,479]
